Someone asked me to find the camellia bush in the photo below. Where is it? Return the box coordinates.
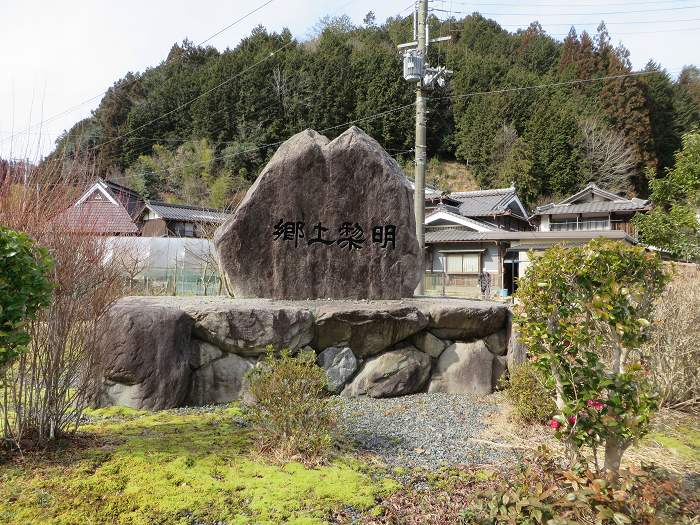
[0,227,53,374]
[515,239,669,474]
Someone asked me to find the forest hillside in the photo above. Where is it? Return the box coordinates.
[48,12,700,209]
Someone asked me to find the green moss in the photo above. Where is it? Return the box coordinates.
[83,405,146,420]
[647,427,700,462]
[0,407,394,525]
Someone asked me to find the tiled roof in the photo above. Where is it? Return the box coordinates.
[55,200,138,234]
[447,187,525,218]
[534,183,650,216]
[146,201,231,223]
[425,228,633,244]
[435,203,462,215]
[405,178,442,197]
[425,206,497,231]
[425,229,491,242]
[535,199,649,215]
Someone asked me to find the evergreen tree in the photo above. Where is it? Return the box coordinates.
[46,12,700,208]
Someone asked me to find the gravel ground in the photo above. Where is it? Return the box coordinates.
[340,393,517,470]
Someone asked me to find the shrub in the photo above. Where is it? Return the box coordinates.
[503,362,555,424]
[515,239,670,474]
[0,227,53,374]
[1,160,125,447]
[245,348,339,462]
[642,270,700,411]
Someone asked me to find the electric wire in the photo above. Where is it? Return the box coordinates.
[1,0,277,146]
[430,4,700,16]
[118,68,679,183]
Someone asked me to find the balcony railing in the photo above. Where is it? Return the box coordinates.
[548,218,638,237]
[549,218,611,231]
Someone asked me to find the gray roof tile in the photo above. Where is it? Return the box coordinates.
[425,228,633,244]
[536,200,649,215]
[425,229,489,242]
[146,202,231,223]
[447,188,525,218]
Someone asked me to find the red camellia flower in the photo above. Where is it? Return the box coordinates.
[587,399,605,411]
[549,419,560,429]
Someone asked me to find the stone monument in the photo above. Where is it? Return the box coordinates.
[214,126,421,300]
[95,127,521,410]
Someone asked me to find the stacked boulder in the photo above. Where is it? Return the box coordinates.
[96,296,521,410]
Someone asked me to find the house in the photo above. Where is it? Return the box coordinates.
[422,184,644,298]
[139,201,230,238]
[55,179,144,235]
[425,186,531,232]
[59,179,231,238]
[531,183,650,235]
[423,186,533,297]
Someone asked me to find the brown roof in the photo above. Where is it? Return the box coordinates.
[55,200,138,235]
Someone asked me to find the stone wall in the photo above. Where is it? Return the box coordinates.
[96,297,523,410]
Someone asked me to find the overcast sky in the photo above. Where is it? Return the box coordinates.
[1,0,699,160]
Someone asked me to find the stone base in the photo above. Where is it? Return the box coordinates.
[95,296,512,410]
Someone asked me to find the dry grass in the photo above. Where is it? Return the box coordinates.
[642,268,700,411]
[401,159,480,192]
[482,392,700,476]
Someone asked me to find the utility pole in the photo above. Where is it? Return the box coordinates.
[414,0,427,295]
[399,0,452,295]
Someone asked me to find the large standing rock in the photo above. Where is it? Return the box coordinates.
[188,353,255,405]
[313,303,428,358]
[182,299,314,356]
[317,346,358,393]
[214,126,421,300]
[426,301,508,340]
[428,341,494,395]
[97,298,194,410]
[343,345,431,398]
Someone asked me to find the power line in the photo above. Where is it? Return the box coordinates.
[84,94,320,165]
[430,4,700,16]
[548,26,700,37]
[120,69,680,185]
[55,0,362,159]
[84,40,295,156]
[121,102,417,182]
[441,0,698,7]
[431,69,679,103]
[197,0,275,47]
[493,17,700,27]
[1,0,277,147]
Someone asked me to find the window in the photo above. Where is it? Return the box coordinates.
[445,252,480,274]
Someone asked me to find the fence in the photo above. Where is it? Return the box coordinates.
[424,272,482,298]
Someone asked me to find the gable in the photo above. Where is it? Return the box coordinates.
[560,184,623,205]
[75,182,118,206]
[425,210,495,232]
[85,189,110,203]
